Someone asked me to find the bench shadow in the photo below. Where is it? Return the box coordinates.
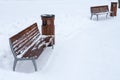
[15,47,53,73]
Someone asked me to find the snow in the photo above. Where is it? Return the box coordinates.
[0,0,120,80]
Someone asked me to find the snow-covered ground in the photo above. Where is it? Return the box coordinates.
[0,0,120,80]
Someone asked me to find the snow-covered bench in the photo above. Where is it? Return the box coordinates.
[9,23,54,71]
[90,5,113,20]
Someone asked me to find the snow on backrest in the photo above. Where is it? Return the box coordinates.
[9,23,41,56]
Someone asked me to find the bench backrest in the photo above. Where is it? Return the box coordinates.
[9,23,41,58]
[91,5,109,13]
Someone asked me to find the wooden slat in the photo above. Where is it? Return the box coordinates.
[13,31,39,54]
[91,5,109,13]
[10,23,41,55]
[13,30,39,49]
[10,23,38,43]
[22,42,46,59]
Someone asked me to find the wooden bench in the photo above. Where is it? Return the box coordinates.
[9,23,54,71]
[90,5,113,20]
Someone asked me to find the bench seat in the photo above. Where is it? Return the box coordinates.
[92,11,112,15]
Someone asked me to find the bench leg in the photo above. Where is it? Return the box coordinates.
[13,59,18,71]
[52,45,54,49]
[111,12,114,17]
[106,13,108,19]
[32,60,37,71]
[96,15,98,21]
[90,14,93,20]
[51,39,54,49]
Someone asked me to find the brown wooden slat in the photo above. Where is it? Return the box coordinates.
[10,23,40,55]
[22,43,46,59]
[13,32,39,54]
[13,30,39,49]
[91,5,109,13]
[10,23,38,43]
[12,26,38,46]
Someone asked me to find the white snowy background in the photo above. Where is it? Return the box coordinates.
[0,0,120,80]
